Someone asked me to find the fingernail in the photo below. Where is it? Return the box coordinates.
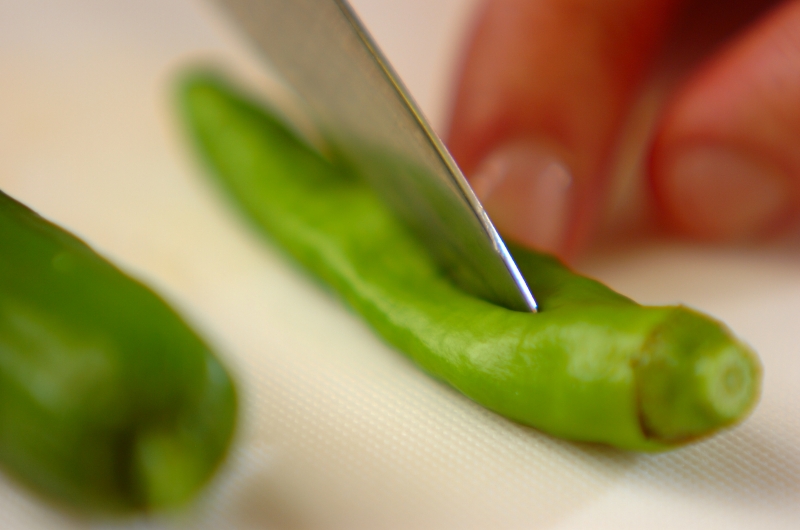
[664,147,792,240]
[471,141,573,252]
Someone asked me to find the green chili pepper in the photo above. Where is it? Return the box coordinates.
[0,190,237,513]
[179,72,760,451]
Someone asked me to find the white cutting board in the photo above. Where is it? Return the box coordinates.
[0,1,798,528]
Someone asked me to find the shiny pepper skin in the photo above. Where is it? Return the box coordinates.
[179,73,759,452]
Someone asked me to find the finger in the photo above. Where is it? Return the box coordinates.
[446,0,681,258]
[651,0,800,241]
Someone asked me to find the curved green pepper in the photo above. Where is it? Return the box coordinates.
[0,190,237,513]
[179,73,759,451]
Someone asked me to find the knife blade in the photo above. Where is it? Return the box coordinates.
[213,0,537,312]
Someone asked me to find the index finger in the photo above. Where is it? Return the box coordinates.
[446,0,682,258]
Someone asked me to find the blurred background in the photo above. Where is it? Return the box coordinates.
[0,1,798,528]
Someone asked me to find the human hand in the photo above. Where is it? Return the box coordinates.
[446,0,800,260]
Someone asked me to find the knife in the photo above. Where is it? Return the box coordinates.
[213,0,537,312]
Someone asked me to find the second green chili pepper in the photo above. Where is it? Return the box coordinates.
[179,72,760,452]
[0,190,237,513]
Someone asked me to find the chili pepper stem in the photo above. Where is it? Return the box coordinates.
[635,307,761,443]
